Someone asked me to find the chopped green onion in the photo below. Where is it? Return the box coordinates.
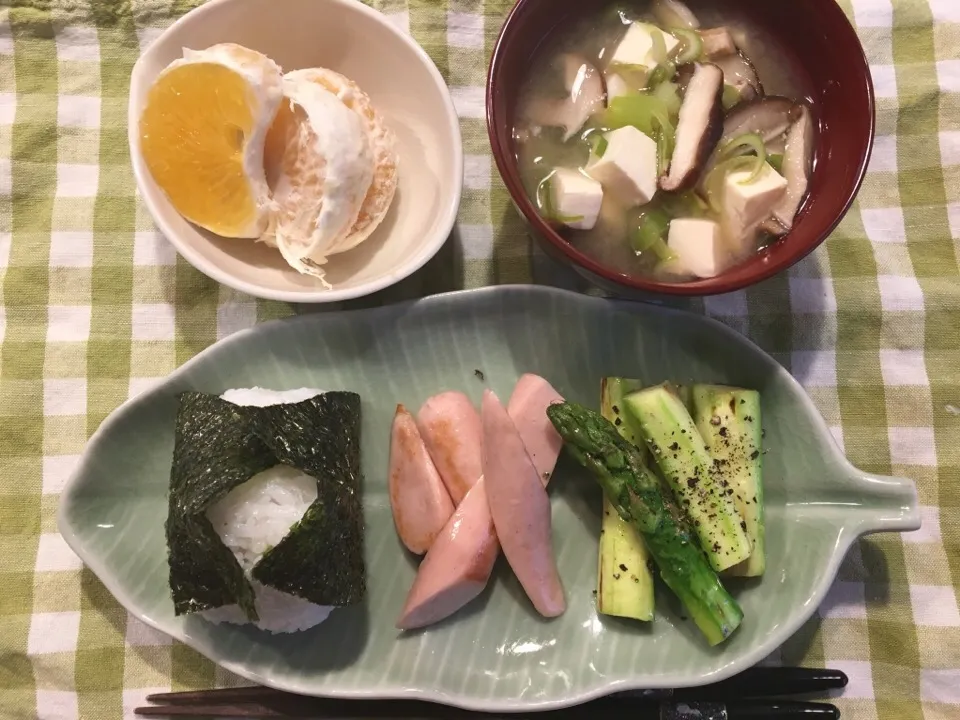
[650,28,669,64]
[701,160,728,213]
[719,132,767,162]
[625,23,672,63]
[702,155,757,212]
[768,153,784,173]
[653,81,682,121]
[630,208,674,261]
[721,84,741,110]
[590,133,609,158]
[728,152,765,182]
[660,190,707,218]
[608,61,649,76]
[604,94,674,140]
[717,132,767,182]
[603,95,676,176]
[738,156,766,182]
[651,238,675,261]
[656,131,672,176]
[534,172,585,226]
[672,28,703,64]
[535,172,556,218]
[647,60,677,88]
[607,62,653,92]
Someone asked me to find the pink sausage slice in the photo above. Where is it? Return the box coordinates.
[396,374,565,629]
[507,373,565,481]
[416,391,482,505]
[481,390,566,618]
[395,479,499,629]
[389,405,455,555]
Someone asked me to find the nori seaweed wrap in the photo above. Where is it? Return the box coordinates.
[165,390,365,622]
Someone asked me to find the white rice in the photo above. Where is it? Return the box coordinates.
[206,465,318,572]
[198,387,335,634]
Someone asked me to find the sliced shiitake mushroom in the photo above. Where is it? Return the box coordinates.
[660,63,724,192]
[525,54,606,141]
[719,96,802,147]
[774,104,815,229]
[711,51,764,102]
[700,27,737,58]
[698,96,804,197]
[766,133,786,155]
[759,216,789,237]
[675,63,695,92]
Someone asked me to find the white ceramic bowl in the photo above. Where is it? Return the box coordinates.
[129,0,462,303]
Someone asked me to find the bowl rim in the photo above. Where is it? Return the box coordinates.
[128,0,463,304]
[485,0,876,297]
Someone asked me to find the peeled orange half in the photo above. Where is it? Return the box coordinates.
[259,68,399,284]
[138,42,400,286]
[262,68,398,281]
[139,44,283,238]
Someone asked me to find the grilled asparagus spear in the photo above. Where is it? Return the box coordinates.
[547,401,743,646]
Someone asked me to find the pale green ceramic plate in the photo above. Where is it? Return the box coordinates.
[58,286,919,710]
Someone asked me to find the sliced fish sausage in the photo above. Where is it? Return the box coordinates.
[481,390,566,618]
[395,479,499,630]
[416,391,482,504]
[388,405,455,555]
[506,373,565,481]
[396,375,565,629]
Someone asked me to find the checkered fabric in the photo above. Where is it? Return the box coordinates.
[0,0,958,718]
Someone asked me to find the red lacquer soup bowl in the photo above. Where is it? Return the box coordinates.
[487,0,875,297]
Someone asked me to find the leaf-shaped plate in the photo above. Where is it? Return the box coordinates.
[58,286,919,711]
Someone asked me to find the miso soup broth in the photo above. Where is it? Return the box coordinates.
[514,0,817,283]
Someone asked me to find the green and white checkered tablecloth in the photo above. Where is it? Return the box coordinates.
[1,0,958,717]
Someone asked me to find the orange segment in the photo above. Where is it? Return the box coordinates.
[261,68,397,269]
[290,69,398,254]
[263,98,328,234]
[139,58,277,238]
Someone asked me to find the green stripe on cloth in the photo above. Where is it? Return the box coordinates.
[173,261,220,367]
[1,4,48,716]
[71,5,140,717]
[483,0,530,286]
[409,0,449,81]
[893,8,960,720]
[88,19,137,431]
[76,571,127,718]
[744,273,794,369]
[1,7,57,717]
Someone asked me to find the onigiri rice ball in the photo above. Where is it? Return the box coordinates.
[200,387,334,633]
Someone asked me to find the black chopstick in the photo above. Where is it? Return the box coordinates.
[708,700,840,719]
[138,666,847,718]
[145,686,283,705]
[671,666,848,700]
[135,698,841,719]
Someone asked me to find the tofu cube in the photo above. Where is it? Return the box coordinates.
[667,219,728,279]
[549,168,603,230]
[723,162,788,243]
[586,126,658,207]
[609,22,680,82]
